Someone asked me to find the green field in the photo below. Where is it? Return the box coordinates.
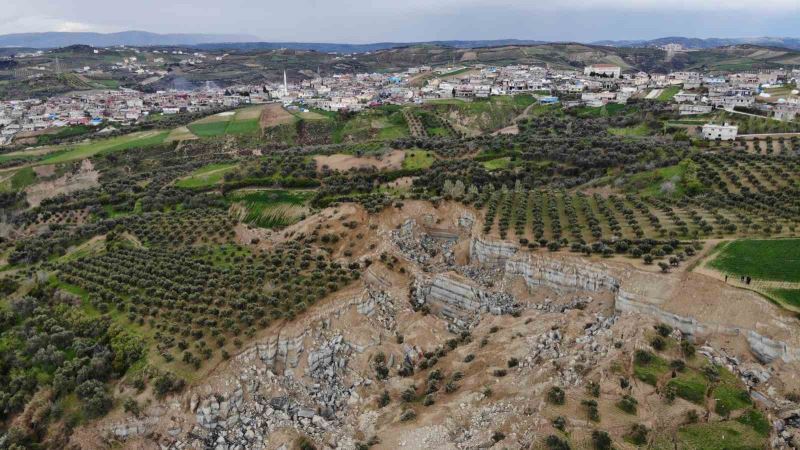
[709,239,800,282]
[227,189,312,228]
[658,85,682,102]
[8,167,36,191]
[402,150,435,170]
[175,163,239,188]
[39,130,170,165]
[633,354,669,386]
[188,121,230,137]
[666,370,708,404]
[609,123,651,136]
[187,107,263,137]
[769,289,800,308]
[677,421,766,450]
[483,157,512,171]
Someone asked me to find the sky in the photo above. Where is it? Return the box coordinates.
[1,0,799,42]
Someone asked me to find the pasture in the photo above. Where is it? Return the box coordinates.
[708,239,800,282]
[39,130,170,165]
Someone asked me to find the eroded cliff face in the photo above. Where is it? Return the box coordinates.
[88,203,800,450]
[470,236,800,364]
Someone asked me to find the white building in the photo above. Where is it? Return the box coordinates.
[702,123,738,141]
[583,64,621,78]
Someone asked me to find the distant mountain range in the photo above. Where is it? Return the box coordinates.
[1,31,799,53]
[194,39,548,53]
[0,31,258,48]
[592,36,800,50]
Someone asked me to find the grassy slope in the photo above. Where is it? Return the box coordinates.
[227,189,312,228]
[175,162,239,188]
[658,85,682,102]
[39,130,169,165]
[402,150,435,170]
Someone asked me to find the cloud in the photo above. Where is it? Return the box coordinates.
[0,0,797,41]
[0,14,120,34]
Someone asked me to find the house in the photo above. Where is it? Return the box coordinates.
[679,104,713,115]
[584,64,621,78]
[673,92,698,103]
[702,123,738,141]
[774,104,798,122]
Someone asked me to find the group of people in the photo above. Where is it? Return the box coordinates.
[724,274,752,285]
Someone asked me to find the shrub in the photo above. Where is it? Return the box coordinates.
[545,435,571,450]
[491,431,505,443]
[655,323,672,337]
[377,390,390,407]
[295,436,317,450]
[547,386,566,405]
[591,430,612,450]
[617,394,638,414]
[552,416,567,431]
[681,340,696,358]
[651,336,666,351]
[400,409,416,421]
[76,380,112,418]
[627,423,649,445]
[582,399,600,422]
[507,357,519,368]
[586,381,600,398]
[634,350,653,365]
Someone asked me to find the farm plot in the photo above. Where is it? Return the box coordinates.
[708,239,800,282]
[175,162,239,189]
[227,189,313,228]
[188,105,265,137]
[39,130,170,165]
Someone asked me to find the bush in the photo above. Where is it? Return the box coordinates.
[545,435,571,450]
[582,399,600,422]
[295,436,317,450]
[547,386,566,405]
[627,423,649,445]
[655,323,672,337]
[76,380,112,418]
[507,357,519,368]
[651,336,666,351]
[635,350,653,365]
[491,431,505,443]
[617,394,638,414]
[377,390,390,407]
[681,340,696,358]
[400,409,416,421]
[552,416,567,431]
[586,381,600,398]
[591,430,612,450]
[153,372,185,398]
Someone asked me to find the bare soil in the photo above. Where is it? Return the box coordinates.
[314,149,405,173]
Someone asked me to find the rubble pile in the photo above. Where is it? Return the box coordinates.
[391,218,456,267]
[531,296,594,313]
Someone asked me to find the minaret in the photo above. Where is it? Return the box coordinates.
[283,70,288,96]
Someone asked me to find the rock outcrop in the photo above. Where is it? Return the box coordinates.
[468,238,800,364]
